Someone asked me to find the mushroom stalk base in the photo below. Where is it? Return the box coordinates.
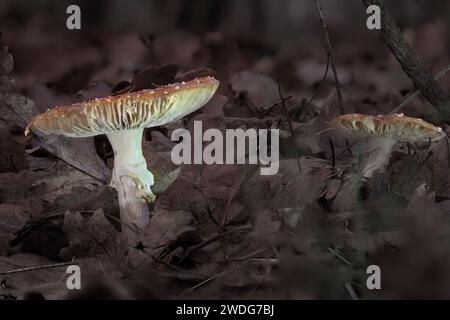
[363,137,396,179]
[107,128,154,229]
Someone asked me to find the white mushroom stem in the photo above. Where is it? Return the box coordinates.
[106,128,154,228]
[362,137,397,179]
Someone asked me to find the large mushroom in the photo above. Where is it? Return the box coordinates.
[25,76,219,229]
[330,113,446,179]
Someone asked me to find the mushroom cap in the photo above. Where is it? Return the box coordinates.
[25,76,219,138]
[331,113,445,142]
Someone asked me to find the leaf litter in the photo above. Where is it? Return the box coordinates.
[1,23,450,300]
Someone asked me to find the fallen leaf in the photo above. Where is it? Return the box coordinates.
[230,71,280,110]
[0,93,110,182]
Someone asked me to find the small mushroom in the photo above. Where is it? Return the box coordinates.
[25,76,219,229]
[330,113,445,179]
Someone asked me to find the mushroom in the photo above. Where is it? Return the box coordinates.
[330,113,445,179]
[25,76,219,229]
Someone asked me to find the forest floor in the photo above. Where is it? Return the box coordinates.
[1,18,450,299]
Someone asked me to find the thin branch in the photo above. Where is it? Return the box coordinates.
[344,282,359,300]
[137,246,210,281]
[180,271,226,296]
[328,137,336,168]
[224,248,270,262]
[327,247,351,266]
[206,206,222,228]
[313,0,345,115]
[223,116,283,125]
[303,52,331,110]
[322,140,357,168]
[362,0,450,119]
[278,84,302,173]
[178,224,252,265]
[390,63,450,114]
[0,260,77,276]
[313,0,352,155]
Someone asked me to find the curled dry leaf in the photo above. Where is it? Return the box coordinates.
[140,209,197,256]
[61,209,128,264]
[230,71,280,110]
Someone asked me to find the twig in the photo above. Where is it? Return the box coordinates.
[390,63,450,114]
[0,260,77,276]
[206,206,222,228]
[139,34,158,65]
[178,224,252,265]
[327,209,373,222]
[313,0,345,115]
[303,52,331,110]
[362,0,450,119]
[344,283,359,300]
[137,247,209,281]
[243,258,278,265]
[223,116,283,125]
[328,137,336,168]
[277,86,294,133]
[327,247,351,266]
[180,271,226,296]
[313,0,352,155]
[278,84,302,173]
[139,248,186,273]
[224,248,270,262]
[322,140,357,168]
[397,150,433,189]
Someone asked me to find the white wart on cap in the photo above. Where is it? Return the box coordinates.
[331,113,445,142]
[330,113,445,179]
[25,76,220,232]
[26,76,219,137]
